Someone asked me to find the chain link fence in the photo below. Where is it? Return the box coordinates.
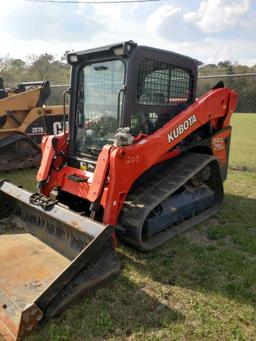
[198,73,256,171]
[46,83,69,106]
[47,73,256,172]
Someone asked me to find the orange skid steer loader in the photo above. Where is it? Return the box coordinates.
[0,41,238,340]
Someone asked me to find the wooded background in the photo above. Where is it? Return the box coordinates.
[1,54,256,111]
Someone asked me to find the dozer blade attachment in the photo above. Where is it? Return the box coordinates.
[0,180,120,341]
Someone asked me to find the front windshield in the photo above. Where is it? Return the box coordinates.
[76,59,125,156]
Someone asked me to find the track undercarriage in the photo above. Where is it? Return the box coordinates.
[118,153,223,251]
[0,138,41,172]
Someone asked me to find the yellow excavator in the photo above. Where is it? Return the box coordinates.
[0,78,66,171]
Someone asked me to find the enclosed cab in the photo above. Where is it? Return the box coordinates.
[67,41,197,168]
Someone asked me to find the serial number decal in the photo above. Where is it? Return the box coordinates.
[126,155,140,165]
[168,114,197,143]
[32,127,44,134]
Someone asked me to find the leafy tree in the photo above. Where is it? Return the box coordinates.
[0,53,255,109]
[218,60,233,68]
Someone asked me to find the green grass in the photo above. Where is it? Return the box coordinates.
[230,113,256,171]
[0,169,255,341]
[0,169,37,192]
[0,116,255,340]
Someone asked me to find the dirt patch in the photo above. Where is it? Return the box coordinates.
[200,218,220,232]
[184,228,214,246]
[0,216,26,234]
[207,218,220,226]
[230,165,256,173]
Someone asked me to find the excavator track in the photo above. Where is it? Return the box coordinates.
[0,140,41,172]
[118,153,224,251]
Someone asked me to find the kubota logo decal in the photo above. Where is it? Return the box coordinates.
[168,114,197,143]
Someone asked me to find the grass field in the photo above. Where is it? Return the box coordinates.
[0,167,255,340]
[230,113,256,171]
[0,114,255,341]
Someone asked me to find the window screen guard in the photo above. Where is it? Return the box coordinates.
[130,58,194,136]
[137,58,194,106]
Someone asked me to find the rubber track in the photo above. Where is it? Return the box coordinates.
[118,153,223,251]
[0,149,41,172]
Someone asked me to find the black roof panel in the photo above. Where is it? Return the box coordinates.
[67,41,197,69]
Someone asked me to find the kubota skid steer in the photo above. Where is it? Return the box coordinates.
[0,79,66,172]
[0,41,238,340]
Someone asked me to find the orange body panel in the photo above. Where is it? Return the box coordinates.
[87,146,111,202]
[211,128,232,166]
[39,87,238,226]
[37,136,56,181]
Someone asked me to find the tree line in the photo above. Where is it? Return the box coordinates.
[1,54,255,112]
[198,61,256,113]
[0,53,70,105]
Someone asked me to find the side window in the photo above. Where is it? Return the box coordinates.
[132,58,194,137]
[169,68,191,103]
[131,112,159,136]
[137,58,193,105]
